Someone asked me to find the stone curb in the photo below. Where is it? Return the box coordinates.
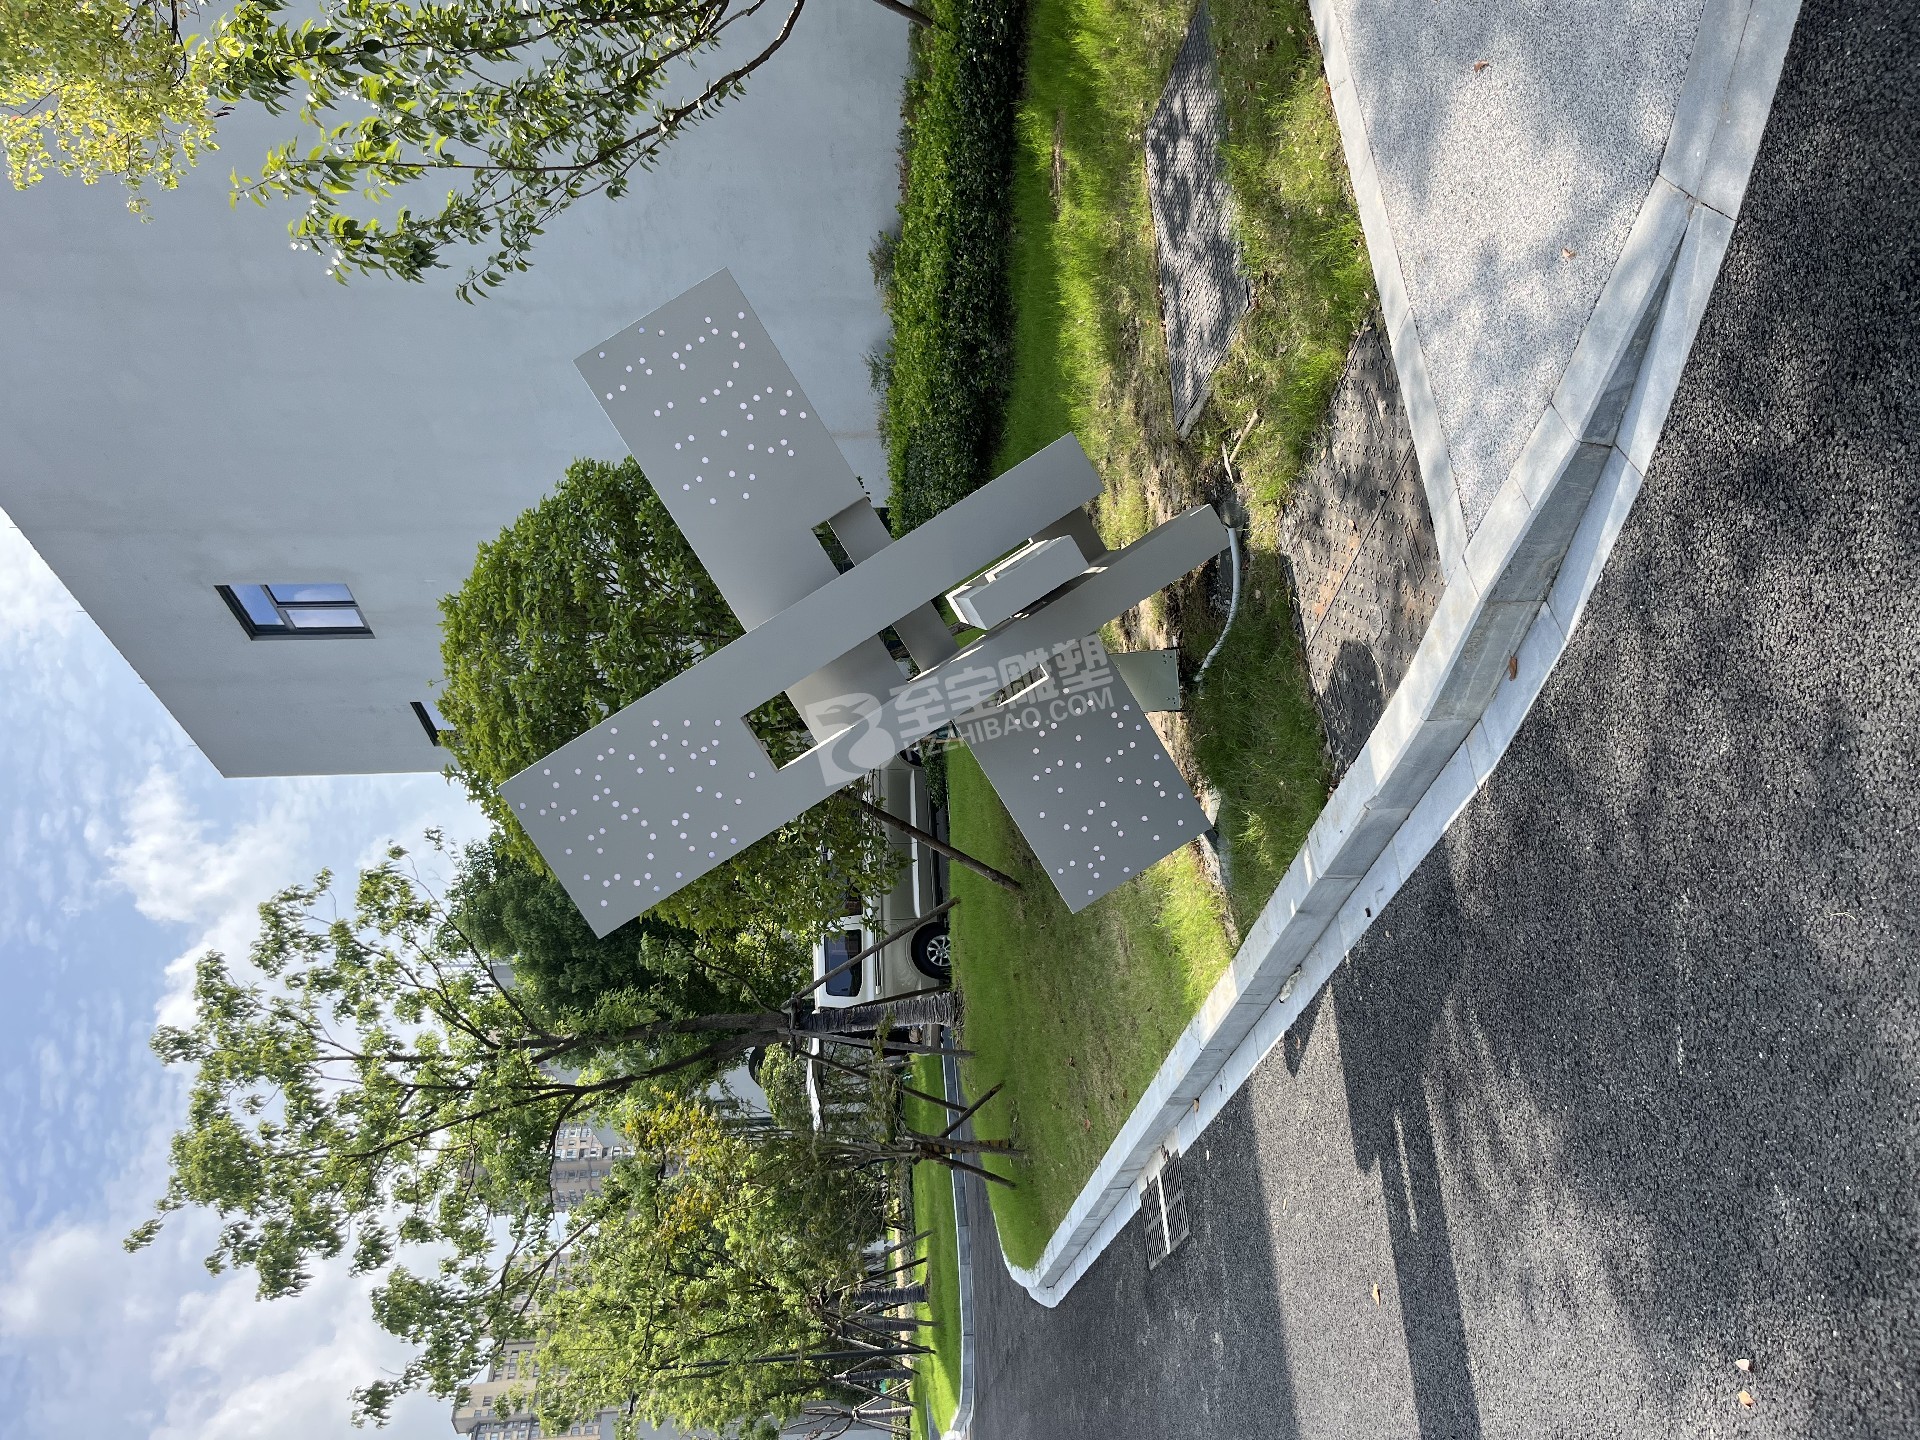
[937,1045,977,1440]
[1001,0,1803,1308]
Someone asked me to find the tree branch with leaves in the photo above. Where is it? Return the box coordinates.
[126,838,991,1429]
[4,0,932,286]
[0,0,221,207]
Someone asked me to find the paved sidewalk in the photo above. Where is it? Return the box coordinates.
[972,1,1919,1434]
[1331,0,1705,532]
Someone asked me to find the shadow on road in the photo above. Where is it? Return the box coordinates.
[961,5,1919,1436]
[968,1093,1308,1440]
[1333,941,1484,1440]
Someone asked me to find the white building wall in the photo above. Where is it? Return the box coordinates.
[0,0,908,776]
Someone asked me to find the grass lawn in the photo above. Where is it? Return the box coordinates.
[884,0,1373,1263]
[989,0,1367,930]
[905,1055,963,1434]
[948,748,1231,1264]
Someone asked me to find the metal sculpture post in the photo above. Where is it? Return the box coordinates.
[502,271,1229,936]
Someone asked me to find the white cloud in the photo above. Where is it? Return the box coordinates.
[0,519,78,648]
[104,766,313,929]
[0,1222,124,1340]
[104,761,486,931]
[87,753,488,1031]
[154,1266,450,1440]
[0,586,488,1433]
[0,755,488,1437]
[0,1212,450,1440]
[0,511,182,949]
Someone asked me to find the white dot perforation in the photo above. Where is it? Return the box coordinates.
[579,273,863,549]
[507,692,790,933]
[557,279,1234,931]
[966,673,1208,914]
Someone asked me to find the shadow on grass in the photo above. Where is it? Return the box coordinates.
[1187,546,1330,929]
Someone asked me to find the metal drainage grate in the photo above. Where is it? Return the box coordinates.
[1143,1151,1191,1270]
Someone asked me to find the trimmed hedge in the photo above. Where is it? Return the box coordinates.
[878,0,1027,534]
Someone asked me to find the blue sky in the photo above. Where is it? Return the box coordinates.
[0,513,489,1437]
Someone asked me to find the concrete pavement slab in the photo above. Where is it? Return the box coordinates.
[1330,0,1705,531]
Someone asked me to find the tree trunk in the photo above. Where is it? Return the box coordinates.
[801,990,960,1034]
[848,1366,916,1384]
[851,1284,927,1307]
[864,0,935,25]
[910,1135,1016,1156]
[853,796,1021,893]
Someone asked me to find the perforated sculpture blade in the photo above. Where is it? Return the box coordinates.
[502,271,1228,936]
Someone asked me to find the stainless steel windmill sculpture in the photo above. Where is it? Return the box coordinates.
[503,270,1230,938]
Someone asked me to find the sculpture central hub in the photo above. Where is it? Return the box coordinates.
[502,271,1228,936]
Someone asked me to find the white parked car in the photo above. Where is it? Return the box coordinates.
[810,752,951,1008]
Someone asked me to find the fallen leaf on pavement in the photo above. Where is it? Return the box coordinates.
[1735,1358,1754,1373]
[1371,1283,1381,1306]
[1738,1390,1755,1408]
[1562,247,1578,260]
[1473,59,1491,72]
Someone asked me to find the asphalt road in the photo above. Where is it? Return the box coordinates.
[968,3,1920,1436]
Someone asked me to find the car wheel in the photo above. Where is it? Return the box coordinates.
[910,922,952,980]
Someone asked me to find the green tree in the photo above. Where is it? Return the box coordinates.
[448,830,796,1015]
[129,841,985,1428]
[520,1051,994,1439]
[518,1093,900,1440]
[0,0,219,209]
[215,0,937,296]
[439,455,898,945]
[5,0,931,295]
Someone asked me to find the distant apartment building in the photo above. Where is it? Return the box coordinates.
[551,1121,629,1212]
[449,1144,626,1440]
[450,1339,635,1440]
[0,8,908,778]
[547,1066,764,1208]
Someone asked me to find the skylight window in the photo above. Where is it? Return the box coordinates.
[412,698,455,747]
[218,583,371,638]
